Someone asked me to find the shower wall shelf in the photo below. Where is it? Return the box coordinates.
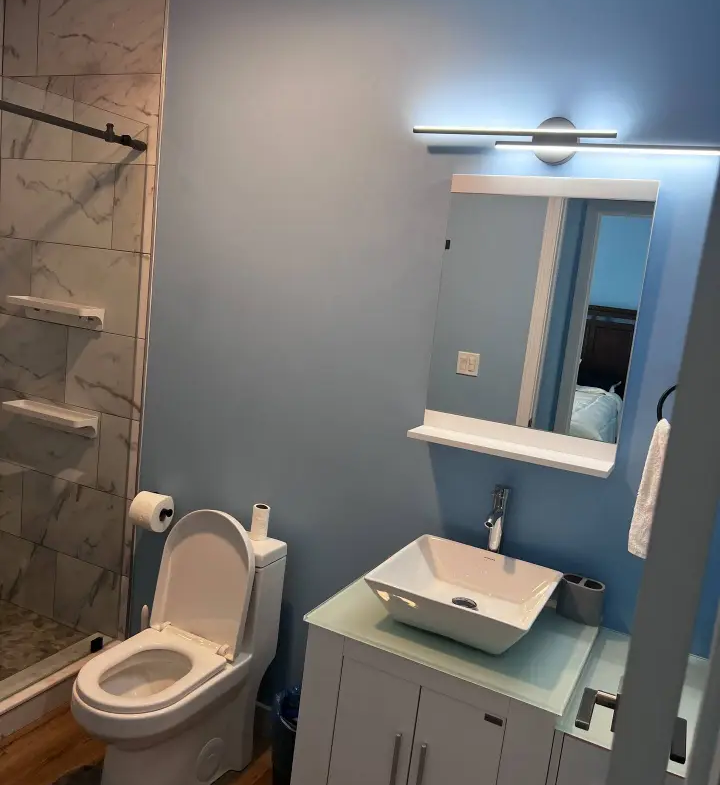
[6,295,105,330]
[2,399,99,438]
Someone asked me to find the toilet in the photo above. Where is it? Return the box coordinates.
[71,509,287,785]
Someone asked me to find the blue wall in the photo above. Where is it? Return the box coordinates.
[590,215,654,309]
[136,0,720,687]
[427,194,548,423]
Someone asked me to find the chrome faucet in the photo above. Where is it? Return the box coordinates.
[485,485,511,553]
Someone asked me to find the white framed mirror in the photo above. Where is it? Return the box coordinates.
[409,175,659,477]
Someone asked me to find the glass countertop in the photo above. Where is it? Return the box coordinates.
[306,577,599,717]
[557,628,709,778]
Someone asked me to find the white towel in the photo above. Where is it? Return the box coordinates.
[629,418,671,559]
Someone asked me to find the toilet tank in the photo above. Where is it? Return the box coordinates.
[242,538,287,667]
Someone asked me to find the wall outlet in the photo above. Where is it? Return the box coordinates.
[457,351,480,377]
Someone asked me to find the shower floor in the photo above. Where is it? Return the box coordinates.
[0,600,86,681]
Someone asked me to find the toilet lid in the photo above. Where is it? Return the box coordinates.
[151,510,255,660]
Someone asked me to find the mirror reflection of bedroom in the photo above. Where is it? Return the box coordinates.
[427,193,656,445]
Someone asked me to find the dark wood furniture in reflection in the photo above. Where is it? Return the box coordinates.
[577,304,638,397]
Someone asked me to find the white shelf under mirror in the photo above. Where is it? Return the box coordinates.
[6,295,105,330]
[2,399,99,439]
[408,411,616,478]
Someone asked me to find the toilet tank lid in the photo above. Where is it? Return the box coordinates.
[253,537,287,568]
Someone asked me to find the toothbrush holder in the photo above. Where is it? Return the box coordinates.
[556,574,605,627]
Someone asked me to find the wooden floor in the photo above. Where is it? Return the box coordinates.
[0,706,272,785]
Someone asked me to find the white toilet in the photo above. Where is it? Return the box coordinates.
[71,509,286,785]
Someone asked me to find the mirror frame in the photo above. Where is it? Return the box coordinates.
[409,175,660,478]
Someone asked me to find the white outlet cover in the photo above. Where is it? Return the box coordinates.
[457,352,480,377]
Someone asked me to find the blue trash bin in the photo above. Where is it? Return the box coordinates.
[272,686,301,785]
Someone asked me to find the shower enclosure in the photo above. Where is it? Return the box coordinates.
[0,76,151,704]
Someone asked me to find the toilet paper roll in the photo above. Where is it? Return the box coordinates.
[128,491,175,533]
[250,503,270,541]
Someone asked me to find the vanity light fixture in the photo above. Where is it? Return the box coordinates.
[413,125,618,138]
[414,116,720,163]
[495,141,720,159]
[414,117,619,164]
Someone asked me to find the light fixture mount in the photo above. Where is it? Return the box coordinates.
[531,117,579,165]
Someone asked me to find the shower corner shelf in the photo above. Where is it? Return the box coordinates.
[2,399,99,439]
[6,295,105,330]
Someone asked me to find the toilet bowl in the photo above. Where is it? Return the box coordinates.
[71,509,286,785]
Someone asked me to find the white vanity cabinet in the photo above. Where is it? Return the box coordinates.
[407,688,505,785]
[326,657,505,785]
[548,629,706,785]
[553,736,681,785]
[291,579,598,785]
[292,582,705,785]
[326,658,419,785]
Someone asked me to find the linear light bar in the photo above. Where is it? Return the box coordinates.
[413,125,618,138]
[496,141,720,157]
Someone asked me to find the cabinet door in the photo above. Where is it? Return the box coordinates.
[555,736,682,785]
[407,689,505,785]
[327,658,420,785]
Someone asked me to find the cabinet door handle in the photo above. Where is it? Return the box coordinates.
[415,743,428,785]
[388,733,402,785]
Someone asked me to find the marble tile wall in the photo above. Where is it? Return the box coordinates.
[0,0,167,643]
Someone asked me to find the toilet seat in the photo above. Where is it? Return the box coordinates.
[75,627,228,715]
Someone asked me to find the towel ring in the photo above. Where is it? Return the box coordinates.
[657,385,677,422]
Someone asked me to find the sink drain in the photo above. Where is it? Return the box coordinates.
[452,597,478,610]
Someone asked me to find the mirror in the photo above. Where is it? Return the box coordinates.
[426,185,656,446]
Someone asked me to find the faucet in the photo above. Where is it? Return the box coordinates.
[485,485,511,553]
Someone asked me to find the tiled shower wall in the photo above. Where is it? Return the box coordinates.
[0,0,167,642]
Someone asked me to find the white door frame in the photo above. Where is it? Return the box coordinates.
[554,200,655,436]
[516,197,567,427]
[608,180,720,784]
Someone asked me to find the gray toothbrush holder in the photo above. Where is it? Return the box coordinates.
[557,574,605,627]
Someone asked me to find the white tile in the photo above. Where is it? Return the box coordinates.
[121,501,132,576]
[3,0,39,76]
[127,419,139,499]
[118,575,129,639]
[0,388,100,487]
[143,167,156,254]
[72,102,147,165]
[54,553,120,637]
[0,461,23,535]
[74,74,160,164]
[66,330,138,418]
[136,254,151,339]
[97,413,131,496]
[1,78,73,160]
[0,238,32,315]
[31,242,142,337]
[0,313,67,400]
[0,531,56,616]
[13,75,74,98]
[38,0,166,75]
[0,160,115,247]
[132,338,145,422]
[112,164,147,252]
[21,471,125,571]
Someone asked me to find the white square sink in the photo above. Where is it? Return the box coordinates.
[365,535,562,655]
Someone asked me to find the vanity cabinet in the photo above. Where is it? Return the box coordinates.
[327,658,419,785]
[554,736,681,785]
[292,582,702,785]
[326,655,505,785]
[408,688,505,785]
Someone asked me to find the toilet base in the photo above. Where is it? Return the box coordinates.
[99,683,256,785]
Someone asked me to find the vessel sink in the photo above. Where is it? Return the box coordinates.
[365,535,562,655]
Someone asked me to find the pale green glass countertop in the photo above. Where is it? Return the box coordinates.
[306,578,599,717]
[557,628,709,778]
